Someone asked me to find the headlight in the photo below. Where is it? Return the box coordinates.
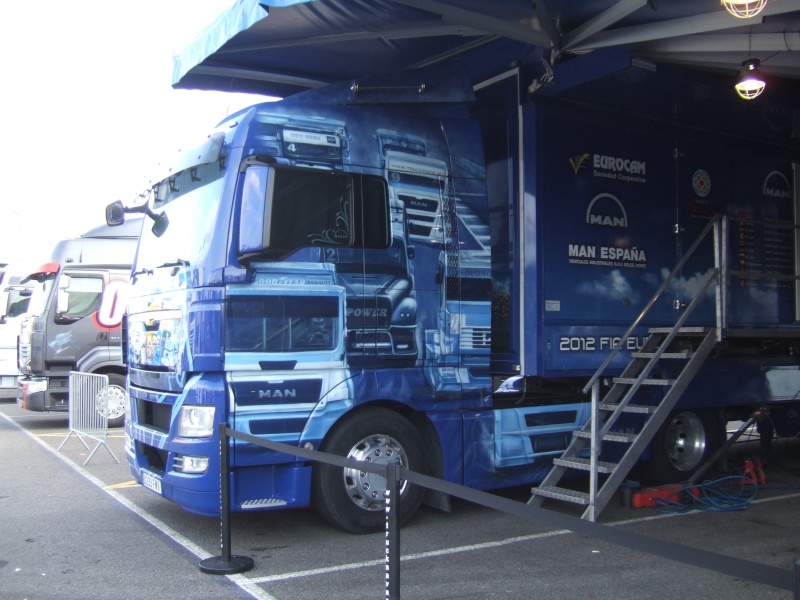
[174,454,209,474]
[24,379,48,395]
[177,405,215,438]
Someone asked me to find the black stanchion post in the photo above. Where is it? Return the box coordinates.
[385,462,400,600]
[199,422,255,575]
[794,558,800,600]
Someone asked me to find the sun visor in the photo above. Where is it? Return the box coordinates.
[22,262,60,283]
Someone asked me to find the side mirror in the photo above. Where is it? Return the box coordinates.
[56,288,70,315]
[151,212,169,238]
[56,275,71,314]
[106,201,125,226]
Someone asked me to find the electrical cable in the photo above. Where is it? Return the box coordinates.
[651,475,759,514]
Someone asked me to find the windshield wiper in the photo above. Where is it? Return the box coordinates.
[157,259,191,276]
[157,259,190,269]
[133,267,153,278]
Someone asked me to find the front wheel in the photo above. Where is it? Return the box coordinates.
[312,408,425,534]
[639,409,724,484]
[95,373,127,428]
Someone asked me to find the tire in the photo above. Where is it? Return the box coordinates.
[312,408,425,534]
[95,373,127,429]
[639,409,724,485]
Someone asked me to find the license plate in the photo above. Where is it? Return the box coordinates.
[142,470,162,495]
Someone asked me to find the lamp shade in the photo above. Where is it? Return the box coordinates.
[721,0,768,18]
[735,59,766,99]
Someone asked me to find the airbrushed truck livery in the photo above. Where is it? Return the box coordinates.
[17,220,141,427]
[114,66,800,533]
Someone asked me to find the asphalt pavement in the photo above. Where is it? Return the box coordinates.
[0,406,256,600]
[2,398,800,600]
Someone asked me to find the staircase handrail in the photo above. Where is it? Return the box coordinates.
[582,214,722,394]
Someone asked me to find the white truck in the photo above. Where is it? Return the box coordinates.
[0,265,35,398]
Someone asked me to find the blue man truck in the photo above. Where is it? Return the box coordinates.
[17,220,141,427]
[110,62,799,532]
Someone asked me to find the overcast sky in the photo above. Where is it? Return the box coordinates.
[0,0,271,272]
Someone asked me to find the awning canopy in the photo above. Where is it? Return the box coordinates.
[174,0,800,99]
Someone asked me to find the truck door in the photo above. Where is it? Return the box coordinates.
[48,270,111,370]
[378,129,449,368]
[673,139,725,325]
[322,178,408,368]
[676,137,797,327]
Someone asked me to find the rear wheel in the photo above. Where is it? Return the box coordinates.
[312,408,425,534]
[95,373,127,428]
[640,409,724,484]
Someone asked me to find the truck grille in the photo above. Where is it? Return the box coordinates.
[461,327,491,350]
[18,343,30,371]
[138,442,167,475]
[136,399,172,433]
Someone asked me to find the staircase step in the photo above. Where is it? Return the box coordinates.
[553,457,617,473]
[533,485,590,505]
[632,351,692,360]
[574,430,637,443]
[613,377,675,386]
[599,402,658,414]
[648,327,709,335]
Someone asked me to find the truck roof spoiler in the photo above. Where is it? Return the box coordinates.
[22,262,60,283]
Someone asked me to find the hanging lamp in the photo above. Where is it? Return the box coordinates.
[721,0,768,19]
[735,59,766,99]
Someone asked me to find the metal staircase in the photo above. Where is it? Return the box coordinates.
[529,216,728,521]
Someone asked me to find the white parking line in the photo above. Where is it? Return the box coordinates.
[249,489,800,586]
[1,411,278,600]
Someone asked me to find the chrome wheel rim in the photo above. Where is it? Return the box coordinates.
[96,385,127,419]
[343,434,408,511]
[665,411,706,472]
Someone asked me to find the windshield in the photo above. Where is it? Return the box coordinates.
[4,289,31,317]
[27,278,54,317]
[135,160,225,271]
[227,295,340,353]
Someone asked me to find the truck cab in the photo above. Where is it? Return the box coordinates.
[0,268,34,398]
[17,265,130,423]
[16,220,140,426]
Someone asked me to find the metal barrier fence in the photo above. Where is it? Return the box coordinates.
[57,372,119,465]
[204,423,800,599]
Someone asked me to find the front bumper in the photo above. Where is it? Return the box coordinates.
[17,376,68,412]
